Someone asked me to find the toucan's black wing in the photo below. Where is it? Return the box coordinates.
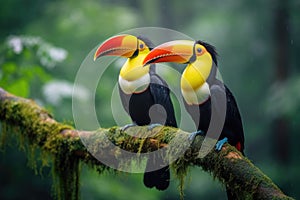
[206,82,227,141]
[223,85,245,153]
[149,73,177,127]
[209,81,244,154]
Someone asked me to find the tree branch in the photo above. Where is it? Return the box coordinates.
[0,87,294,199]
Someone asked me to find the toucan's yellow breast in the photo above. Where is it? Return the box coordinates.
[180,52,212,91]
[181,65,205,91]
[119,52,150,81]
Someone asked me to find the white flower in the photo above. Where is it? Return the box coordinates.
[6,35,68,69]
[7,36,23,54]
[49,47,68,62]
[37,45,68,69]
[43,80,90,105]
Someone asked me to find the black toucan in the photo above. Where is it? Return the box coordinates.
[143,40,245,199]
[94,34,177,190]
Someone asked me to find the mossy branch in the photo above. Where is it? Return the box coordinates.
[0,87,294,200]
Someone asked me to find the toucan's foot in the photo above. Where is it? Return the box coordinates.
[188,130,205,142]
[121,123,137,132]
[215,137,228,151]
[147,123,163,131]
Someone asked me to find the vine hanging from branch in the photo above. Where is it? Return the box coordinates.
[0,87,294,200]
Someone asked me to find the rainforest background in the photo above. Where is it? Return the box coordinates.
[0,0,299,199]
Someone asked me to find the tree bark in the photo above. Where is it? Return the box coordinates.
[0,87,294,200]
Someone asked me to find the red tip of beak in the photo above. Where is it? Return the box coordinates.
[143,40,194,66]
[143,48,174,65]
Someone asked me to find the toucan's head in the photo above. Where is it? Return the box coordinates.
[143,40,217,66]
[143,40,218,104]
[94,34,152,82]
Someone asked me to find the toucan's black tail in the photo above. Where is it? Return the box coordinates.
[143,153,170,191]
[143,166,170,190]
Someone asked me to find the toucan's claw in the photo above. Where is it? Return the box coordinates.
[215,137,228,151]
[188,130,205,142]
[147,123,163,131]
[121,123,137,132]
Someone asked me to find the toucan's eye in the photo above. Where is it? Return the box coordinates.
[197,48,202,53]
[139,43,144,49]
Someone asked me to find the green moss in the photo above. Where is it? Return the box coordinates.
[52,142,81,200]
[158,128,189,200]
[171,157,190,200]
[0,122,8,150]
[0,99,81,200]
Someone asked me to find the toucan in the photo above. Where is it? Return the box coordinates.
[143,40,245,199]
[94,34,177,191]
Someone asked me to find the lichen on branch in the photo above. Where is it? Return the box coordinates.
[0,87,294,200]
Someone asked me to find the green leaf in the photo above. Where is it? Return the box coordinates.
[6,79,29,97]
[1,62,17,74]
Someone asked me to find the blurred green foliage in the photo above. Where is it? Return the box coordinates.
[0,0,300,199]
[0,36,65,97]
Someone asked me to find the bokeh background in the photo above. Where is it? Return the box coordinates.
[0,0,299,199]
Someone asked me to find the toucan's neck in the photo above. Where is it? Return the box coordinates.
[180,53,212,91]
[180,53,212,105]
[118,52,151,94]
[119,52,150,81]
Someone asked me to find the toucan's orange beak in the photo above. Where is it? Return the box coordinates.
[143,40,195,65]
[94,34,138,61]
